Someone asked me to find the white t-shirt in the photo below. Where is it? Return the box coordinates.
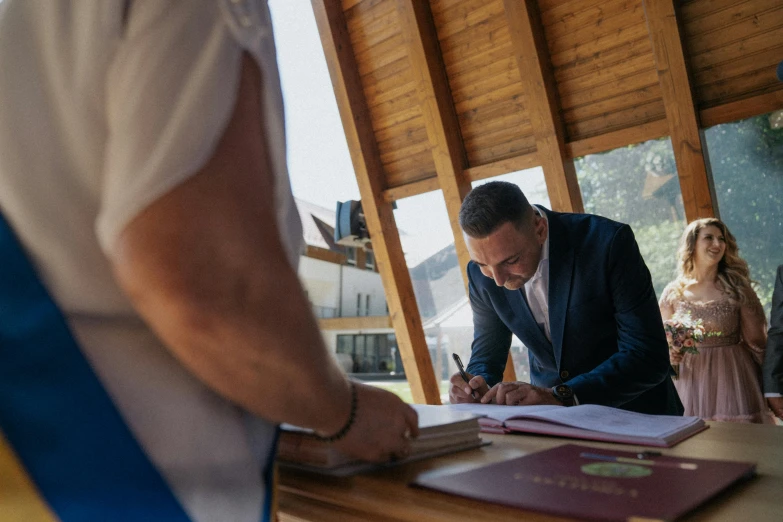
[0,1,302,521]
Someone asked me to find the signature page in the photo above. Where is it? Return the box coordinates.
[446,403,563,424]
[506,404,703,438]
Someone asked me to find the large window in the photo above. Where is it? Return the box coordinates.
[384,168,554,400]
[393,191,459,402]
[704,112,783,311]
[575,137,686,299]
[336,334,403,377]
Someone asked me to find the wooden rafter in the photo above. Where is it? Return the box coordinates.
[313,0,782,202]
[644,0,718,221]
[700,90,783,129]
[566,119,670,159]
[304,245,347,265]
[383,177,441,202]
[381,86,783,204]
[311,0,440,405]
[319,316,393,331]
[503,0,584,214]
[397,0,517,382]
[396,0,471,288]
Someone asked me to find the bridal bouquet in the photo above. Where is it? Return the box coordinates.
[663,311,714,380]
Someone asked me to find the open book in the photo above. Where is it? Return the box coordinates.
[277,404,486,476]
[446,403,707,447]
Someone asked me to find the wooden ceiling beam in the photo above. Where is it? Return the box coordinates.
[397,0,516,382]
[700,90,783,129]
[318,316,393,331]
[381,81,783,206]
[566,119,670,159]
[396,0,471,289]
[311,0,440,405]
[502,0,580,381]
[466,153,542,184]
[503,0,584,214]
[644,0,718,221]
[381,152,542,203]
[383,177,441,202]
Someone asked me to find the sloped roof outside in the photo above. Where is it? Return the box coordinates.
[295,197,340,251]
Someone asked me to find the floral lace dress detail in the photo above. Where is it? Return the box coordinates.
[668,295,773,424]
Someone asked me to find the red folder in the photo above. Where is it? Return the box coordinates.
[413,443,755,521]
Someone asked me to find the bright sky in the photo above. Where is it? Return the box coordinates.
[268,0,360,207]
[268,1,549,264]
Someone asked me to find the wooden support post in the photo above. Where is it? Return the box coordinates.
[396,0,471,287]
[503,0,584,214]
[644,0,718,221]
[398,0,516,381]
[503,0,581,382]
[312,0,440,404]
[355,248,366,270]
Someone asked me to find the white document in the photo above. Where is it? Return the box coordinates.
[447,403,563,423]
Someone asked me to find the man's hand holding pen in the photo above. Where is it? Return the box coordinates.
[448,367,490,404]
[449,353,562,406]
[448,371,489,403]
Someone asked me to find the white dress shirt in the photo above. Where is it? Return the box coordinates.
[524,207,551,341]
[522,208,578,403]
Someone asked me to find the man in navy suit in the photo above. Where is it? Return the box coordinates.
[763,63,783,421]
[763,265,783,420]
[449,181,682,415]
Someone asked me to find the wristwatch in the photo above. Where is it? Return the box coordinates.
[551,384,575,406]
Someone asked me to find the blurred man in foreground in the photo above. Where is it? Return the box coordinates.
[0,2,416,520]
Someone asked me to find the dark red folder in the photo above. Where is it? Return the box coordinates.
[413,443,755,521]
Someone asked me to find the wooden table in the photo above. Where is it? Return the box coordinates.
[277,422,783,521]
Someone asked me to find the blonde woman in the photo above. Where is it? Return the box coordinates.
[660,218,773,423]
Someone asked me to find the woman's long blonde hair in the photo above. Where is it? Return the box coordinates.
[670,218,755,305]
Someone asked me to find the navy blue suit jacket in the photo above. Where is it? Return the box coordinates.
[465,208,683,415]
[763,265,783,394]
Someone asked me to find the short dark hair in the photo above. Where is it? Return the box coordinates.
[459,181,533,238]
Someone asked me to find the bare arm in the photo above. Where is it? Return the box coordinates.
[659,293,674,321]
[740,289,767,367]
[659,284,680,364]
[111,55,416,459]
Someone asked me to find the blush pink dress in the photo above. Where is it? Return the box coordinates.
[662,287,774,424]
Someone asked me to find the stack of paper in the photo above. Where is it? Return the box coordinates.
[278,404,485,475]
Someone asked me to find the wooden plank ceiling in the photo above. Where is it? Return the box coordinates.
[325,0,782,195]
[312,0,783,403]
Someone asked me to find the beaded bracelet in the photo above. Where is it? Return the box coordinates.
[313,381,357,443]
